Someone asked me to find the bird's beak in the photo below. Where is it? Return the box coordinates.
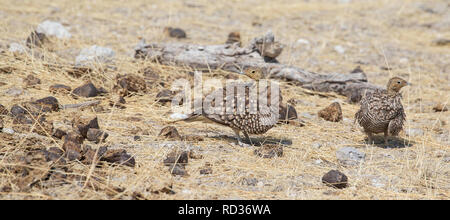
[406,82,412,86]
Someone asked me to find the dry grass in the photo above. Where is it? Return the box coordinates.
[0,0,449,199]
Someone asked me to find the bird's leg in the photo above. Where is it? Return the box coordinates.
[243,131,253,145]
[367,132,374,144]
[384,131,389,145]
[233,129,249,147]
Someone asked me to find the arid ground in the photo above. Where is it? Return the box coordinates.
[0,0,448,199]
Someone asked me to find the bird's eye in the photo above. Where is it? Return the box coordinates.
[251,70,255,73]
[397,81,400,84]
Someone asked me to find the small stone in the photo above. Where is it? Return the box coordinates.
[432,38,450,46]
[36,20,71,39]
[199,167,212,175]
[278,104,298,123]
[158,126,182,140]
[433,103,448,112]
[296,38,310,45]
[23,75,41,87]
[63,139,82,161]
[334,45,346,54]
[82,145,107,164]
[8,43,26,54]
[2,127,14,134]
[165,27,186,39]
[75,45,115,67]
[26,30,49,48]
[164,150,189,166]
[49,84,71,94]
[72,82,99,97]
[336,147,365,166]
[169,164,187,176]
[72,116,100,138]
[254,144,283,158]
[113,74,147,96]
[4,87,24,96]
[225,32,241,46]
[52,128,67,139]
[133,135,141,141]
[156,89,176,103]
[33,96,60,112]
[318,102,343,122]
[63,131,84,144]
[86,128,109,143]
[405,128,424,137]
[350,66,364,73]
[101,149,135,167]
[169,113,189,120]
[312,142,322,149]
[322,170,348,189]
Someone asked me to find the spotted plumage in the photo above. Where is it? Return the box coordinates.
[175,67,281,145]
[355,77,409,144]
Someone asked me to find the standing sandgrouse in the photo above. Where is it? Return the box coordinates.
[355,77,410,145]
[173,67,281,145]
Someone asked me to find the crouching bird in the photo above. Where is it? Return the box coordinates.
[172,67,282,146]
[355,77,410,145]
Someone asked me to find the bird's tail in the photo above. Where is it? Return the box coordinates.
[168,113,203,124]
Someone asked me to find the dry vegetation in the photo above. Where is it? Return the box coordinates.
[0,0,449,199]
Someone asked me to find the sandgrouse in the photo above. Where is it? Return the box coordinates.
[355,77,410,145]
[173,67,281,145]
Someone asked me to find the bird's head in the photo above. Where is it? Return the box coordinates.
[243,67,264,81]
[387,77,410,94]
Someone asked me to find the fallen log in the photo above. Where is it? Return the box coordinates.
[134,32,381,103]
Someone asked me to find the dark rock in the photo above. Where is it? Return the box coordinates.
[165,27,186,39]
[10,105,28,117]
[23,75,41,87]
[433,103,448,112]
[156,89,176,103]
[86,128,109,143]
[72,116,100,138]
[432,38,450,46]
[226,32,241,46]
[49,84,71,94]
[72,82,99,97]
[199,167,212,175]
[101,149,135,167]
[0,104,8,115]
[42,147,66,164]
[152,186,176,195]
[63,140,82,161]
[82,145,107,164]
[350,66,364,73]
[164,150,189,166]
[169,164,187,176]
[63,131,84,145]
[254,144,283,158]
[318,102,343,122]
[133,135,141,141]
[158,126,182,140]
[52,128,67,139]
[113,74,147,96]
[33,96,59,112]
[322,170,348,189]
[26,30,49,48]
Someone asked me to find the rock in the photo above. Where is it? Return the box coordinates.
[165,27,187,39]
[49,84,71,94]
[432,38,450,46]
[322,170,348,189]
[86,128,109,143]
[8,43,26,54]
[0,104,8,115]
[10,105,29,117]
[63,137,83,161]
[334,45,346,54]
[52,128,67,139]
[72,82,99,97]
[113,74,147,96]
[336,147,365,166]
[42,147,65,164]
[164,150,189,166]
[72,116,100,138]
[23,75,41,87]
[350,66,364,73]
[82,145,107,164]
[199,166,212,175]
[433,103,448,112]
[318,102,343,122]
[278,104,298,123]
[133,135,141,141]
[101,149,135,167]
[158,126,182,140]
[36,20,71,39]
[169,164,187,176]
[33,96,60,112]
[63,131,84,144]
[156,89,176,103]
[2,127,14,134]
[4,87,24,96]
[240,177,258,186]
[225,32,241,46]
[312,142,322,149]
[75,45,115,67]
[254,144,283,158]
[169,113,189,120]
[405,128,424,137]
[26,30,49,48]
[296,38,310,45]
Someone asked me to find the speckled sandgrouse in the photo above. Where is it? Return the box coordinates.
[174,67,281,145]
[355,77,410,145]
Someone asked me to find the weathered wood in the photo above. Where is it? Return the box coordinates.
[134,33,381,102]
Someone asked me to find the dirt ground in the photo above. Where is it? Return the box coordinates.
[0,0,448,199]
